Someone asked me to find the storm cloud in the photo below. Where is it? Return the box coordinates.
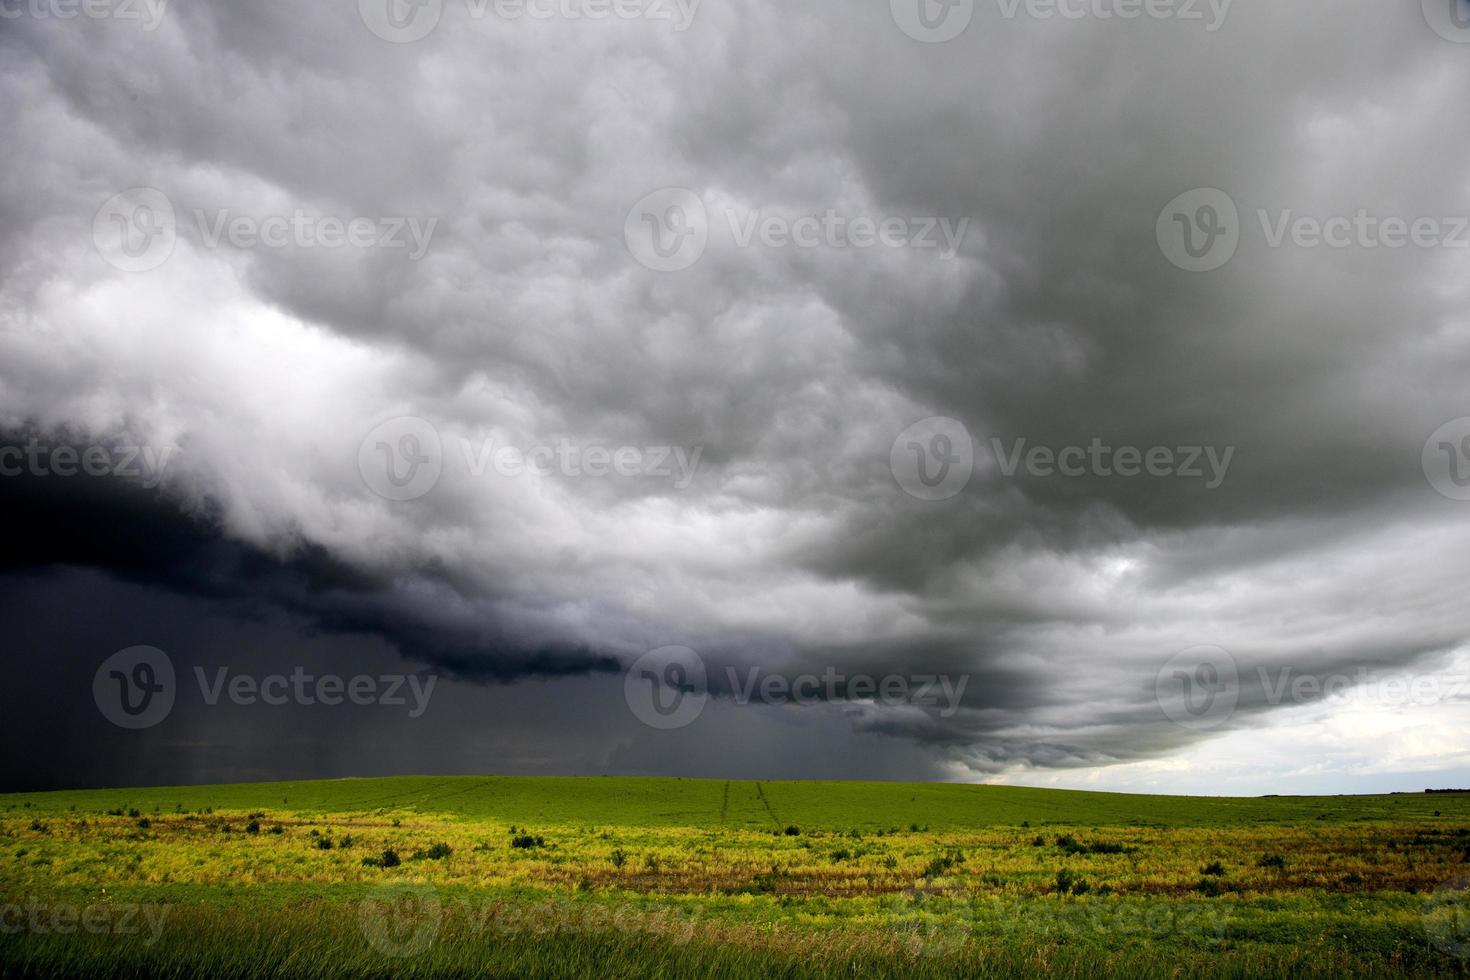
[2,0,1469,792]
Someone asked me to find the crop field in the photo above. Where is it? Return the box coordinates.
[1,777,1468,978]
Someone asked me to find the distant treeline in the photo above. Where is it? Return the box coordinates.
[1424,789,1470,794]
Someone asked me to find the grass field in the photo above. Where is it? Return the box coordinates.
[1,776,1468,978]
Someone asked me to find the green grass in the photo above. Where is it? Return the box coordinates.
[4,775,1464,829]
[1,777,1468,978]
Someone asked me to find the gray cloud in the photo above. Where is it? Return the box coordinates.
[2,0,1469,791]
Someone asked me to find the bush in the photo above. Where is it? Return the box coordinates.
[412,842,451,861]
[315,837,334,850]
[245,820,260,835]
[1201,861,1226,877]
[783,826,801,836]
[511,834,545,849]
[610,848,627,868]
[136,818,150,829]
[1195,877,1224,897]
[1054,869,1076,894]
[379,849,401,868]
[921,850,965,879]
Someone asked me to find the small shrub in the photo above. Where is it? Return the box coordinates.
[1195,877,1224,897]
[136,818,150,829]
[1054,869,1076,894]
[1201,861,1226,877]
[268,824,284,835]
[245,820,260,835]
[783,826,801,836]
[610,848,627,869]
[1032,836,1047,847]
[830,848,852,863]
[510,834,545,850]
[412,842,451,861]
[921,850,964,879]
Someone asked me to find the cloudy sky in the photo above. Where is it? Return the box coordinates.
[2,0,1469,795]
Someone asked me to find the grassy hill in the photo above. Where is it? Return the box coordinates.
[4,775,1466,829]
[3,776,1468,978]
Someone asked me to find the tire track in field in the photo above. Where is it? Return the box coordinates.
[754,782,780,829]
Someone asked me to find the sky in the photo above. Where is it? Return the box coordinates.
[2,0,1469,795]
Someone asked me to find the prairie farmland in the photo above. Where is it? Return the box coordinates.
[1,777,1468,978]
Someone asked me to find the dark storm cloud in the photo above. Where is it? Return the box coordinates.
[0,431,620,683]
[2,0,1469,790]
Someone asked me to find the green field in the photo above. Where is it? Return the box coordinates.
[2,776,1468,978]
